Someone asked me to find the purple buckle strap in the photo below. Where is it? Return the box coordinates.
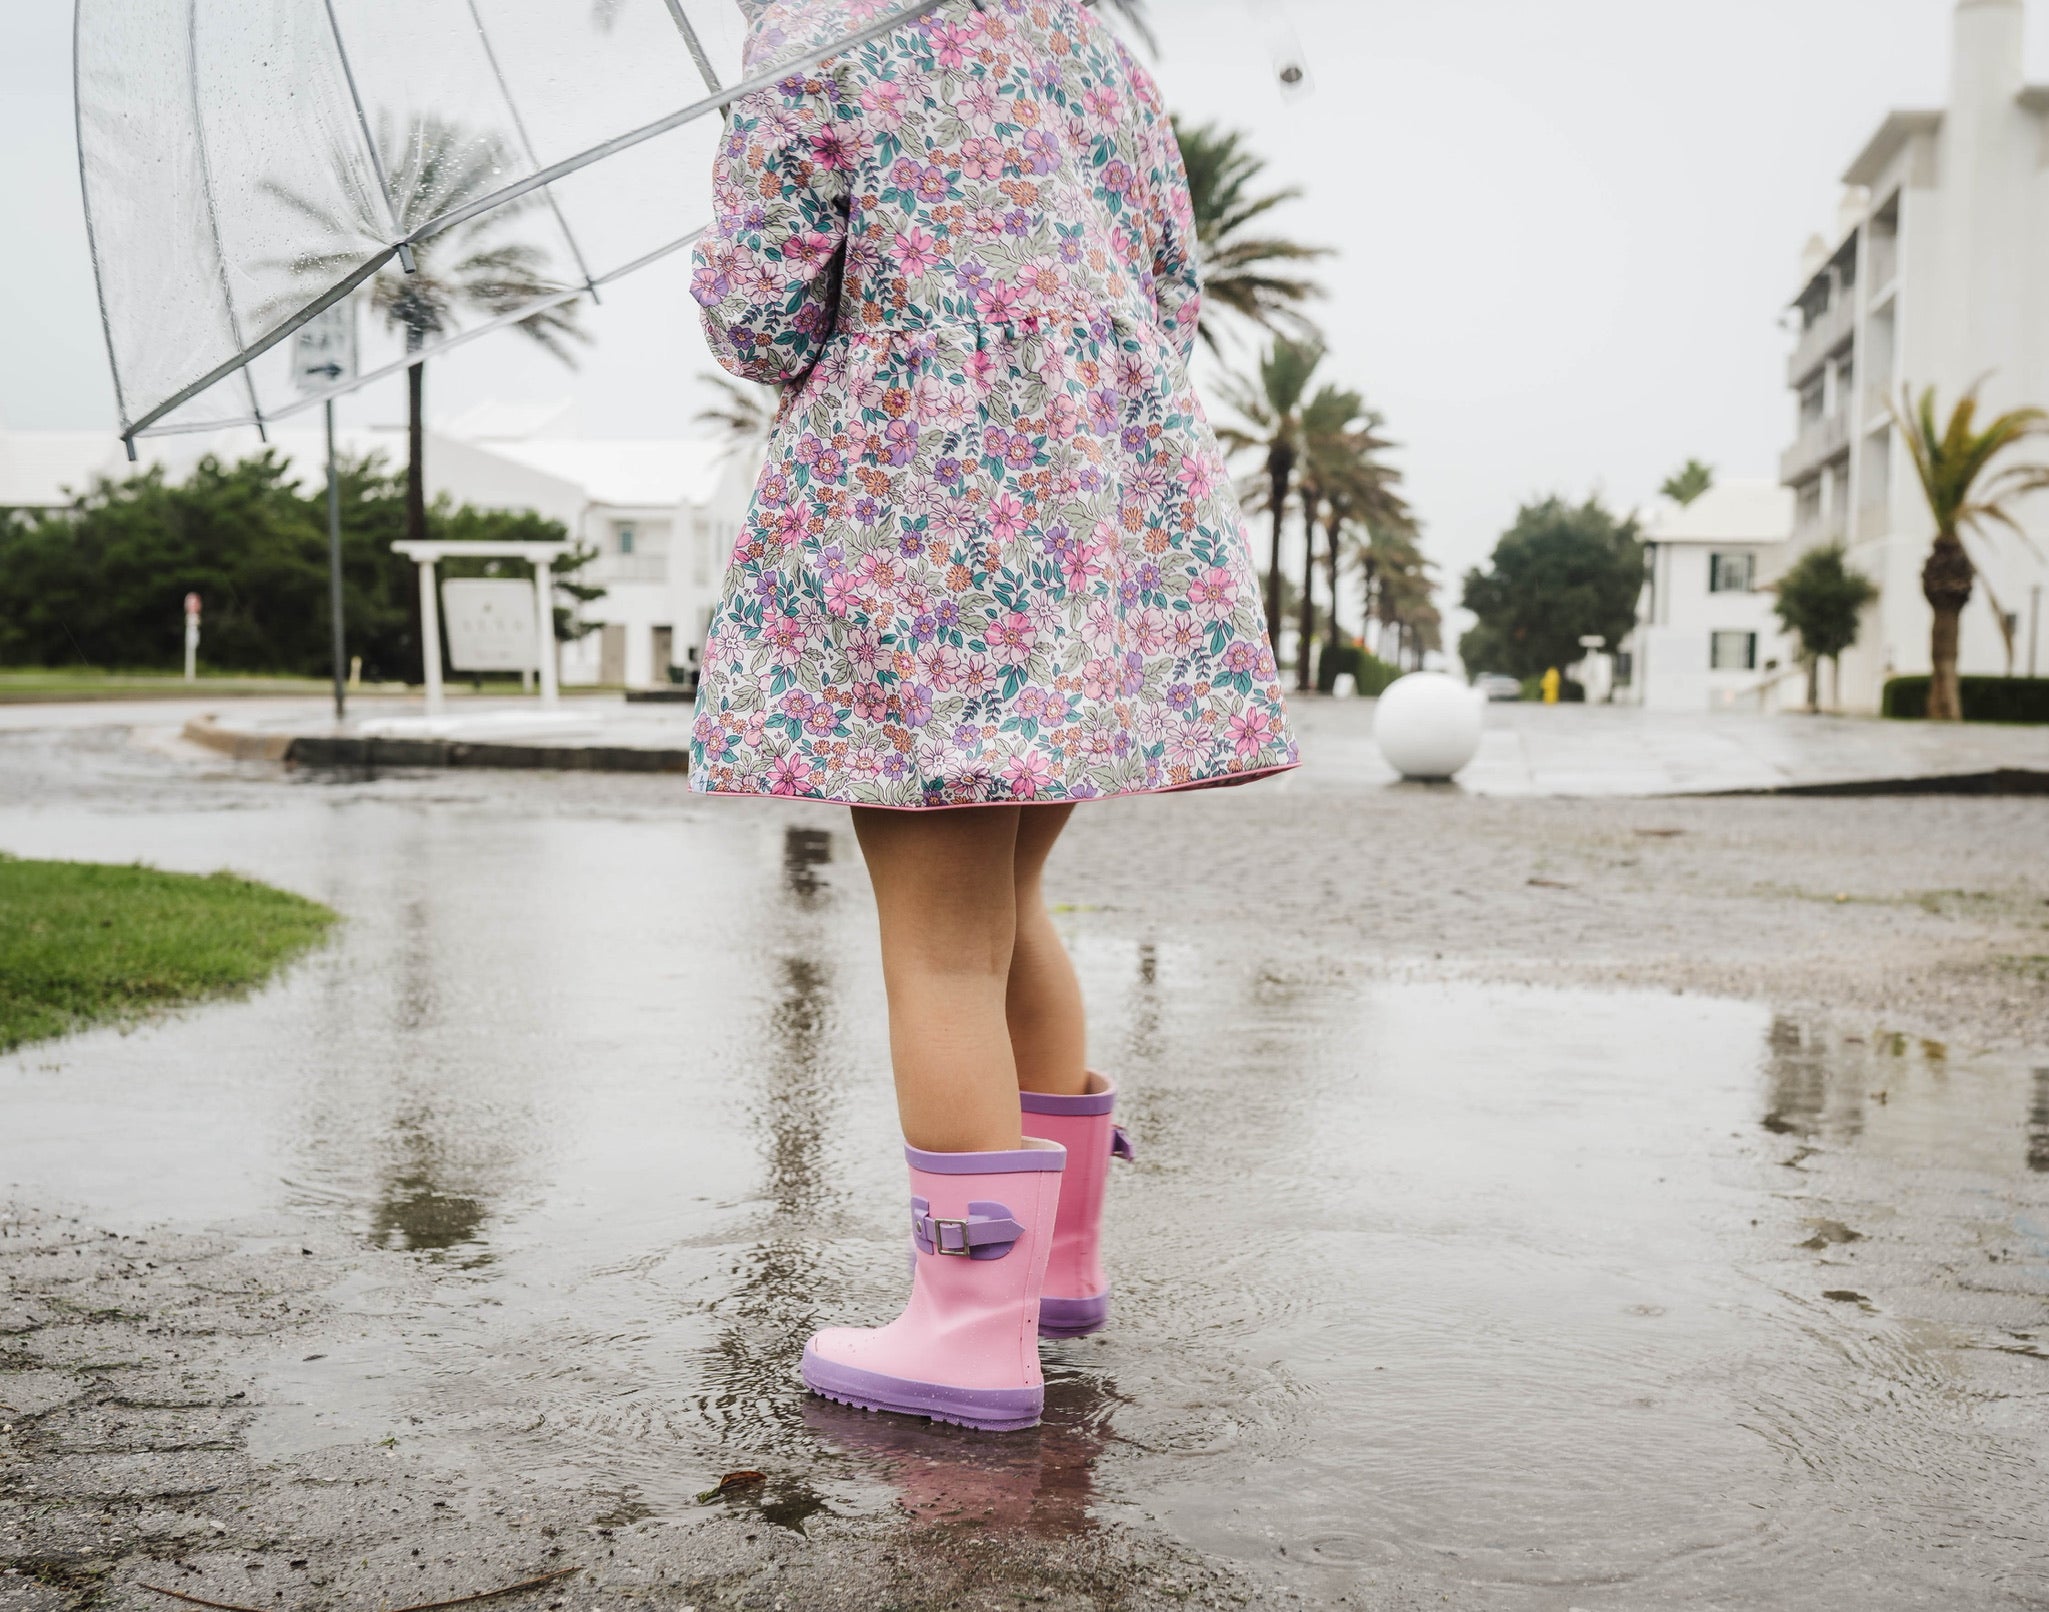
[1111,1125,1135,1161]
[910,1196,1024,1260]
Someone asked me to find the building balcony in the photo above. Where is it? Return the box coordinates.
[1861,384,1897,434]
[1867,235,1898,297]
[597,552,669,584]
[1786,297,1855,387]
[1780,413,1852,487]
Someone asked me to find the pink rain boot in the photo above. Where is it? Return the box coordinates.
[802,1138,1065,1432]
[1021,1072,1132,1337]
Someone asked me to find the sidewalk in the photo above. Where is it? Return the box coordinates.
[160,692,2049,796]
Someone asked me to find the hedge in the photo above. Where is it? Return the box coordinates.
[1316,641,1402,697]
[1881,676,2049,723]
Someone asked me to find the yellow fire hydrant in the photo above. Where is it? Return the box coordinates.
[1541,666,1561,705]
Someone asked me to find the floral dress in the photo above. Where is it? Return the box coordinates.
[688,0,1298,807]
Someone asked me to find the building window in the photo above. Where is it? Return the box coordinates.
[1708,552,1755,594]
[616,522,636,556]
[1710,631,1758,672]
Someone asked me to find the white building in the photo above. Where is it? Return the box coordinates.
[0,411,753,690]
[1628,480,1798,711]
[1779,0,2049,710]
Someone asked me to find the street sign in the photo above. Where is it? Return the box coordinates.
[441,578,540,673]
[292,302,357,395]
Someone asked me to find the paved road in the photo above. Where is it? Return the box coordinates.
[2,713,2046,1611]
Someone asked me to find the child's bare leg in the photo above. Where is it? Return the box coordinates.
[1009,804,1089,1098]
[851,804,1025,1153]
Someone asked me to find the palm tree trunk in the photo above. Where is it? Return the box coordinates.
[1922,530,1973,721]
[1296,487,1318,692]
[406,338,430,687]
[1265,446,1291,656]
[1805,655,1820,713]
[1324,509,1343,662]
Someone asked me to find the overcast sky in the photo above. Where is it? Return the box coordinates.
[5,0,2044,592]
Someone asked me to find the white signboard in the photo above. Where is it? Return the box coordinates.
[292,302,357,395]
[441,578,540,673]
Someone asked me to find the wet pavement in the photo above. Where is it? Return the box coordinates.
[157,691,2049,796]
[2,716,2047,1610]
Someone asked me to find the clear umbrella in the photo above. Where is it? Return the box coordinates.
[72,0,952,455]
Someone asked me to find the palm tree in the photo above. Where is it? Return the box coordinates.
[1298,389,1414,687]
[1894,382,2049,719]
[264,118,587,563]
[1220,339,1324,655]
[1172,119,1331,354]
[1660,458,1715,507]
[695,372,777,466]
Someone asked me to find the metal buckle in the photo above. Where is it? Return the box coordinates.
[929,1217,972,1256]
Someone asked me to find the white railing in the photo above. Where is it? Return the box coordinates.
[1786,298,1855,386]
[1780,412,1851,485]
[598,553,669,584]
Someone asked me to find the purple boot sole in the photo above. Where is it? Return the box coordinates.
[1038,1290,1110,1338]
[801,1345,1044,1432]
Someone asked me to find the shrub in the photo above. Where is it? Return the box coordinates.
[1882,676,2049,723]
[1317,641,1400,696]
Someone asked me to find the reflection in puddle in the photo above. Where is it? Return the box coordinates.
[4,787,2046,1609]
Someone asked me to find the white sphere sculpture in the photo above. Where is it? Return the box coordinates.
[1373,672,1485,781]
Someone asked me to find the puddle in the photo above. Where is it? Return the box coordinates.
[1,747,2046,1608]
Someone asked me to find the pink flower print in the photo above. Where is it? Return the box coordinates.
[768,753,816,796]
[986,611,1037,666]
[1135,607,1175,655]
[957,654,997,696]
[1080,658,1118,702]
[1167,720,1212,769]
[765,614,810,667]
[803,703,840,738]
[1227,706,1276,758]
[1178,453,1219,501]
[989,493,1030,544]
[853,682,889,721]
[782,232,840,273]
[892,226,942,277]
[1003,751,1055,798]
[915,163,950,203]
[1169,615,1205,656]
[961,83,1002,131]
[859,81,907,131]
[810,127,856,172]
[1222,641,1259,674]
[770,506,808,547]
[849,744,885,778]
[1187,567,1239,621]
[1002,431,1037,473]
[976,280,1029,324]
[857,550,904,592]
[960,136,1006,181]
[920,642,965,689]
[824,573,865,618]
[928,19,977,67]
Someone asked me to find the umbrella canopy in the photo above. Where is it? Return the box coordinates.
[74,0,948,450]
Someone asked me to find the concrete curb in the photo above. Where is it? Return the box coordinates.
[182,716,690,774]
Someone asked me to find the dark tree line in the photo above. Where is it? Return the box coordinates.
[0,452,583,681]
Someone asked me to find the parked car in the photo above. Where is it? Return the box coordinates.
[1474,674,1522,702]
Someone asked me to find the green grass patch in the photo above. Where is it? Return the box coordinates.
[0,856,336,1052]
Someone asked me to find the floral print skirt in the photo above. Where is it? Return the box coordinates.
[688,314,1300,808]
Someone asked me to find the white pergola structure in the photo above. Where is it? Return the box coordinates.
[394,539,569,715]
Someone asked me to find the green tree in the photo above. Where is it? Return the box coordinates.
[1660,458,1714,507]
[263,117,587,668]
[0,452,596,682]
[1771,544,1878,712]
[1172,119,1331,354]
[1220,339,1324,656]
[1459,496,1644,680]
[1894,382,2049,718]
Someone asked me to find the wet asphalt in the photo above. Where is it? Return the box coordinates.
[1,711,2046,1611]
